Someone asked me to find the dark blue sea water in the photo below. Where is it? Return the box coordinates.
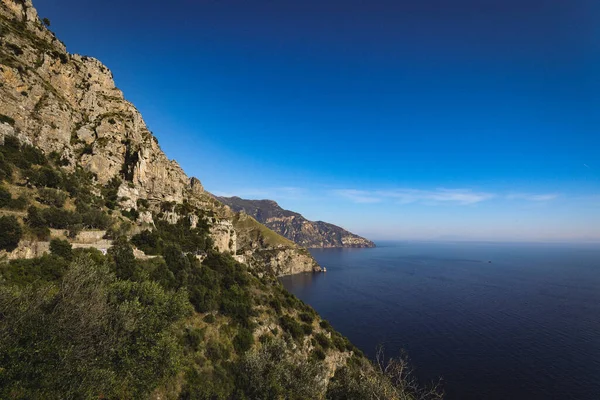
[280,241,600,400]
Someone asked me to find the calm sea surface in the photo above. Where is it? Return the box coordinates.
[280,241,600,400]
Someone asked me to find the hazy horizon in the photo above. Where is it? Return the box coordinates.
[35,0,600,242]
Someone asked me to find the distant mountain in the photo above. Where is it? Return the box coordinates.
[217,196,375,248]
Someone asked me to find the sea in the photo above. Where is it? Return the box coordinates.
[279,241,600,400]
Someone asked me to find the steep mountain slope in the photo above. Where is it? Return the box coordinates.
[218,196,376,248]
[0,0,319,276]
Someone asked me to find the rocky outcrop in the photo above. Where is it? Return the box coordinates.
[218,196,376,248]
[0,0,320,275]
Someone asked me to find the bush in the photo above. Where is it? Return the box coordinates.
[234,339,326,399]
[122,207,139,221]
[315,332,330,349]
[37,188,67,207]
[0,152,12,182]
[2,254,68,285]
[0,185,11,207]
[29,166,62,188]
[0,256,192,399]
[233,327,254,353]
[184,326,205,352]
[108,237,139,281]
[279,315,304,340]
[0,215,22,251]
[50,238,73,261]
[299,312,314,323]
[203,314,216,324]
[312,347,326,361]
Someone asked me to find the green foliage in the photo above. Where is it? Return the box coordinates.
[232,339,326,399]
[2,254,68,285]
[28,166,61,188]
[37,188,66,207]
[203,314,216,323]
[108,236,139,280]
[312,347,326,361]
[315,332,331,349]
[0,185,10,207]
[136,197,150,209]
[122,207,139,220]
[183,326,205,352]
[49,238,72,261]
[233,327,254,353]
[205,339,231,363]
[25,206,50,240]
[299,311,314,323]
[132,217,211,256]
[320,319,333,331]
[0,215,22,252]
[42,17,50,26]
[0,255,191,399]
[0,152,13,182]
[279,315,305,340]
[102,176,121,209]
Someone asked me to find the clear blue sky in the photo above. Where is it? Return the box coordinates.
[35,0,599,241]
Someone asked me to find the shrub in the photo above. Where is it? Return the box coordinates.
[42,17,50,26]
[184,326,205,352]
[233,327,254,353]
[7,195,28,210]
[122,207,139,221]
[302,323,313,335]
[203,314,216,324]
[312,347,326,361]
[0,215,22,251]
[0,152,12,182]
[315,332,330,349]
[0,185,10,207]
[299,312,314,323]
[108,237,139,281]
[37,188,67,207]
[50,238,73,261]
[279,315,304,340]
[234,339,326,399]
[29,166,62,188]
[320,319,332,331]
[2,254,68,285]
[136,198,149,209]
[0,256,192,399]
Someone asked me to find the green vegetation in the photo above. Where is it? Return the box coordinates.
[0,127,439,397]
[0,254,191,399]
[0,215,22,252]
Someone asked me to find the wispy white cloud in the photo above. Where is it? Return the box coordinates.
[332,188,563,205]
[377,188,495,205]
[506,193,559,202]
[333,188,494,205]
[332,189,383,203]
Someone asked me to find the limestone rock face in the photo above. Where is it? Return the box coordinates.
[218,196,376,248]
[0,0,320,276]
[209,218,237,254]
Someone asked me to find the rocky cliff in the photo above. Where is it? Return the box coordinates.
[218,196,376,248]
[0,0,320,275]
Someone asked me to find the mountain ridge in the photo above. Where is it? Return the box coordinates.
[217,196,376,248]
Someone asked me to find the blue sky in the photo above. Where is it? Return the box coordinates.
[35,0,599,241]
